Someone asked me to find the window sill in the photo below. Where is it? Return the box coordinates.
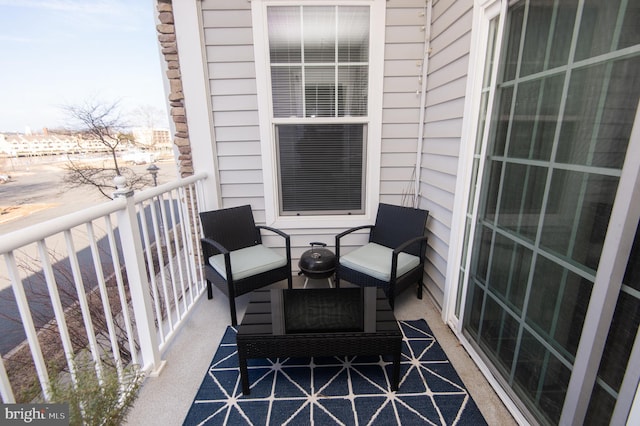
[267,212,376,230]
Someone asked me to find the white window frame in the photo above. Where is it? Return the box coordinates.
[251,0,385,228]
[444,0,529,421]
[445,0,504,326]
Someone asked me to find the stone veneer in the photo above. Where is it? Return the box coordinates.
[156,0,193,178]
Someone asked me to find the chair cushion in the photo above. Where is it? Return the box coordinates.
[208,244,287,281]
[339,242,420,282]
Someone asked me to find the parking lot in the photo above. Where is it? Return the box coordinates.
[0,155,178,234]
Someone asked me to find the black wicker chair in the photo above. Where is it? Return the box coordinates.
[199,205,293,325]
[335,203,429,309]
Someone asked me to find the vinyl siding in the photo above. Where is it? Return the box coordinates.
[419,0,473,306]
[200,0,264,216]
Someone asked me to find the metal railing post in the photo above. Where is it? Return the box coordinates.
[113,175,165,375]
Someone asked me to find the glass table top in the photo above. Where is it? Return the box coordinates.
[270,286,378,335]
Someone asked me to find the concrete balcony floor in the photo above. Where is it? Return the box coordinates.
[126,278,517,425]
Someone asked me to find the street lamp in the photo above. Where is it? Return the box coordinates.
[147,163,159,186]
[146,163,164,245]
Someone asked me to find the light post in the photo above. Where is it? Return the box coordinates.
[145,163,165,248]
[147,163,159,186]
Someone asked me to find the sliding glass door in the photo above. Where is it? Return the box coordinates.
[458,0,640,424]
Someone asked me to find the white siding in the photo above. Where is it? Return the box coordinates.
[200,0,266,218]
[419,0,473,306]
[360,0,473,308]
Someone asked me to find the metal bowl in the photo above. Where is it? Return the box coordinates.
[298,242,336,279]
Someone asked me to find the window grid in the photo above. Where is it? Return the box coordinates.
[461,0,640,423]
[269,6,369,120]
[266,4,371,216]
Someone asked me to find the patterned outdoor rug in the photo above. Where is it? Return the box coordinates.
[183,319,487,425]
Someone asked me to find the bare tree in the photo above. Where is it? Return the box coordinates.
[62,99,151,199]
[131,104,166,129]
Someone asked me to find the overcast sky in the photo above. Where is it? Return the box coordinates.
[0,0,168,133]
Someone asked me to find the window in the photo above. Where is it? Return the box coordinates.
[253,1,384,223]
[457,0,640,424]
[277,123,365,213]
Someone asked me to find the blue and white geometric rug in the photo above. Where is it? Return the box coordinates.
[183,319,487,425]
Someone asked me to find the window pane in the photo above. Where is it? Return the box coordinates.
[537,354,572,424]
[526,256,564,336]
[497,163,547,242]
[520,2,551,76]
[619,1,640,51]
[547,0,578,69]
[271,66,302,117]
[483,18,500,87]
[502,1,525,82]
[305,66,336,117]
[488,234,531,313]
[520,0,577,76]
[553,274,592,357]
[479,295,518,374]
[557,57,640,168]
[584,382,617,425]
[507,75,563,161]
[338,6,369,62]
[595,57,640,168]
[338,65,367,116]
[513,330,570,424]
[596,291,640,392]
[541,170,619,271]
[576,0,627,61]
[490,86,513,157]
[268,7,301,63]
[303,7,335,63]
[586,291,640,424]
[277,124,364,214]
[465,282,485,337]
[624,222,640,291]
[586,223,640,423]
[473,226,494,283]
[482,160,503,223]
[527,256,592,357]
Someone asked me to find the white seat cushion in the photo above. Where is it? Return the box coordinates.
[208,244,287,281]
[339,242,420,281]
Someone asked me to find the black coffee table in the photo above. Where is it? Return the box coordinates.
[236,286,402,395]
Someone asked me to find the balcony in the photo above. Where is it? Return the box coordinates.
[0,173,515,425]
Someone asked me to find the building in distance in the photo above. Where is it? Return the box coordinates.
[0,127,172,158]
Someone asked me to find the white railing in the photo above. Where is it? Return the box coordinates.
[0,172,208,403]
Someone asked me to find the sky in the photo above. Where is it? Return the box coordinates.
[0,0,169,133]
